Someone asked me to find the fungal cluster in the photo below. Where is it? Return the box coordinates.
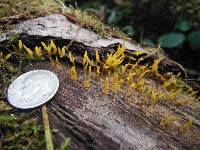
[1,40,200,133]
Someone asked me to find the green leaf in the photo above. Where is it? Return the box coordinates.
[122,25,135,36]
[175,21,192,32]
[187,31,200,49]
[142,38,154,46]
[158,32,185,48]
[108,10,120,25]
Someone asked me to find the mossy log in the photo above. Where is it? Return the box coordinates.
[1,14,200,150]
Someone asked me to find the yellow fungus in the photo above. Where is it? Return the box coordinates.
[95,50,100,62]
[23,44,33,59]
[41,42,51,56]
[140,69,151,78]
[176,72,182,79]
[50,40,57,54]
[84,63,88,74]
[175,99,188,107]
[121,64,129,74]
[126,82,136,96]
[151,59,160,74]
[130,82,136,89]
[189,91,198,97]
[83,51,93,65]
[57,47,62,58]
[18,40,23,50]
[69,66,78,80]
[104,44,125,69]
[136,79,145,89]
[56,56,59,65]
[134,51,144,56]
[69,52,75,64]
[160,115,180,126]
[145,85,152,98]
[127,72,136,84]
[89,66,92,77]
[35,46,43,57]
[49,57,54,66]
[162,78,176,88]
[180,119,193,133]
[126,56,136,61]
[96,66,100,76]
[102,77,110,94]
[140,85,146,94]
[112,73,120,93]
[83,79,91,88]
[168,89,180,100]
[151,90,158,103]
[4,53,12,61]
[137,57,144,64]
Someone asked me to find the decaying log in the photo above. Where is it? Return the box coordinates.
[0,14,188,77]
[22,62,199,150]
[1,14,200,149]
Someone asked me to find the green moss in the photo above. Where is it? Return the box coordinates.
[0,7,6,18]
[0,0,129,40]
[59,138,71,150]
[0,0,61,20]
[9,34,20,43]
[64,7,129,39]
[0,114,46,150]
[0,114,17,123]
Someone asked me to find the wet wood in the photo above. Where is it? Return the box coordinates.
[23,62,200,150]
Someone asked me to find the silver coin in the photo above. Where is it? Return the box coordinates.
[7,70,59,109]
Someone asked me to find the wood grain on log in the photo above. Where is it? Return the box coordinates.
[23,62,200,150]
[1,14,200,150]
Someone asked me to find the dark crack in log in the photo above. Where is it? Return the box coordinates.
[0,14,187,77]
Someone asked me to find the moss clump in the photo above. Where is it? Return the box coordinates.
[64,8,129,39]
[0,0,129,40]
[0,0,60,19]
[0,114,45,150]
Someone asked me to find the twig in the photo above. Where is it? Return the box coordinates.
[42,105,54,150]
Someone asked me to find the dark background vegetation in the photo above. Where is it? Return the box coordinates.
[64,0,200,79]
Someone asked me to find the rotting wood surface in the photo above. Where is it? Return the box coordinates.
[22,61,200,150]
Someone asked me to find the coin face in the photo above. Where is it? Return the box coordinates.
[7,70,59,109]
